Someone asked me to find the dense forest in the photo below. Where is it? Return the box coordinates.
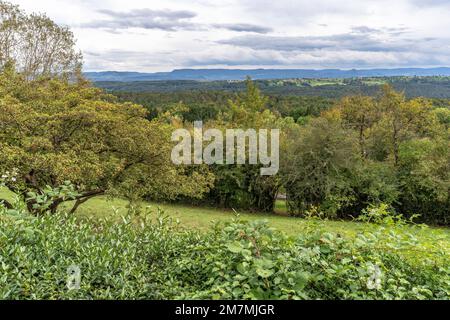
[96,76,450,98]
[111,90,334,122]
[110,86,450,123]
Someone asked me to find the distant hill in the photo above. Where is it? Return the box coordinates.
[84,68,450,82]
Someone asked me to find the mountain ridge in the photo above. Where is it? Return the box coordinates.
[84,67,450,82]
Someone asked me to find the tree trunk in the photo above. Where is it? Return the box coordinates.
[393,122,400,166]
[359,125,366,159]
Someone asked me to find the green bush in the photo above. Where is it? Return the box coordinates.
[396,138,450,225]
[0,205,448,300]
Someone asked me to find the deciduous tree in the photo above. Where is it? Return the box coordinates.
[0,69,213,214]
[0,1,82,80]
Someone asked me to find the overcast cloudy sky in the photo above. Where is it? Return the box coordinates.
[10,0,450,72]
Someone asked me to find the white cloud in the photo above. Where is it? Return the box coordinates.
[8,0,450,71]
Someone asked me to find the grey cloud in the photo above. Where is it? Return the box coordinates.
[212,23,272,34]
[84,49,171,71]
[77,2,450,71]
[97,9,196,20]
[82,8,273,34]
[185,56,282,66]
[83,44,450,72]
[384,27,411,36]
[408,0,450,7]
[350,26,410,36]
[82,8,199,31]
[218,33,411,53]
[351,26,381,34]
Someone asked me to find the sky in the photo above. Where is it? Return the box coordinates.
[9,0,450,72]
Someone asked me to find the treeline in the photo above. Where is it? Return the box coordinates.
[112,90,335,122]
[96,76,450,98]
[110,87,449,125]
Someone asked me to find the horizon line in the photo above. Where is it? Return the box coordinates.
[83,66,450,74]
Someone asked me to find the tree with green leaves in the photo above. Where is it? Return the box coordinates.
[205,79,291,212]
[281,117,360,217]
[375,85,437,165]
[0,67,213,214]
[337,95,379,158]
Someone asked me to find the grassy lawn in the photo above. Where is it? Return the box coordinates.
[70,196,369,236]
[71,196,450,265]
[1,188,449,250]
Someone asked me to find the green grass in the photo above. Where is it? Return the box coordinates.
[70,196,450,265]
[1,187,355,236]
[1,187,449,248]
[0,188,14,203]
[69,196,370,236]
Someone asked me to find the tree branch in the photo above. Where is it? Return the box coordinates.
[76,189,106,199]
[0,199,13,209]
[69,197,90,215]
[67,189,106,214]
[41,189,106,215]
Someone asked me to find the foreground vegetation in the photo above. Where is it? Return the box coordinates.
[1,179,449,300]
[1,199,449,300]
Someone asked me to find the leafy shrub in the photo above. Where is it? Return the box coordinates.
[281,85,449,225]
[163,218,449,300]
[396,138,450,225]
[0,204,448,300]
[356,203,407,225]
